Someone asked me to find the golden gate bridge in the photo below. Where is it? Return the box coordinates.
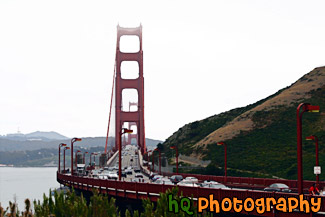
[57,25,325,217]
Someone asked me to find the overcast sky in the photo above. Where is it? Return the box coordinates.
[0,0,324,141]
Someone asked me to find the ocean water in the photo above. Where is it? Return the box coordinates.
[0,167,60,209]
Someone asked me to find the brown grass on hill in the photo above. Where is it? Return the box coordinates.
[193,67,325,157]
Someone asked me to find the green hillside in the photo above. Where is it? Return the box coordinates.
[162,67,325,181]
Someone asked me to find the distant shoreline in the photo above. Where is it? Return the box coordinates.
[0,165,57,168]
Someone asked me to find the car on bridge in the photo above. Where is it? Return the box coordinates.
[200,181,229,189]
[264,183,291,192]
[154,178,174,185]
[170,175,183,184]
[177,180,199,187]
[116,170,127,178]
[125,168,133,174]
[98,175,108,179]
[149,172,158,180]
[135,173,143,178]
[107,172,118,180]
[184,176,199,183]
[131,178,146,183]
[90,170,101,178]
[152,175,163,182]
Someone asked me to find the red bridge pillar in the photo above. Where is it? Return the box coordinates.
[115,25,146,154]
[127,122,138,145]
[127,102,138,146]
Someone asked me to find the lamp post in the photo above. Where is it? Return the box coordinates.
[93,153,97,166]
[119,128,133,180]
[147,150,152,172]
[151,150,155,172]
[154,148,161,175]
[217,142,227,183]
[71,137,82,176]
[90,152,98,167]
[90,153,93,166]
[58,143,67,173]
[63,147,70,173]
[306,135,320,184]
[297,103,320,194]
[75,150,81,168]
[83,152,89,164]
[170,146,178,174]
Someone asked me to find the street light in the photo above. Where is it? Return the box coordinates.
[75,150,81,168]
[119,128,133,180]
[83,151,89,164]
[71,137,82,175]
[297,103,320,194]
[90,152,98,167]
[306,135,320,184]
[217,142,227,183]
[58,143,67,173]
[146,150,152,172]
[63,147,70,173]
[151,150,155,172]
[170,146,179,174]
[154,148,161,175]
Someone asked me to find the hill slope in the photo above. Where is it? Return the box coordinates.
[162,66,325,180]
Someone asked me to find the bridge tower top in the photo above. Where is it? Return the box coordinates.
[115,25,146,154]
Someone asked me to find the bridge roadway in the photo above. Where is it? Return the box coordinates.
[106,145,150,182]
[57,147,325,217]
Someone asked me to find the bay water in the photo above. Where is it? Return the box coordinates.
[0,167,60,209]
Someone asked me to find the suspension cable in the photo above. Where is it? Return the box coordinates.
[105,61,116,154]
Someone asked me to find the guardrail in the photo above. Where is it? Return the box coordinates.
[159,171,325,193]
[105,150,324,195]
[136,153,324,192]
[57,172,325,217]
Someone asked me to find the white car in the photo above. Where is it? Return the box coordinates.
[201,180,218,185]
[201,181,229,189]
[135,173,143,178]
[177,180,199,187]
[152,175,163,182]
[184,176,199,183]
[98,175,108,179]
[125,169,133,174]
[107,172,118,180]
[154,178,174,185]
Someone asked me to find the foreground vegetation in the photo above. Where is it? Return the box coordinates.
[0,188,211,217]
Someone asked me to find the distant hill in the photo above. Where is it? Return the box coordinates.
[3,131,69,141]
[0,146,105,167]
[0,135,162,166]
[25,131,69,140]
[162,66,325,180]
[0,135,161,152]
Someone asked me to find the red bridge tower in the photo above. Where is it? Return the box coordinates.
[115,25,146,154]
[127,102,138,146]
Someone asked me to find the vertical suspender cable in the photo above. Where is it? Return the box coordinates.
[105,61,116,154]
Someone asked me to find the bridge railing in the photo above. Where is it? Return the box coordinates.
[158,171,325,193]
[57,172,325,214]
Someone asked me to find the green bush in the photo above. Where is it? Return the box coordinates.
[0,187,214,217]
